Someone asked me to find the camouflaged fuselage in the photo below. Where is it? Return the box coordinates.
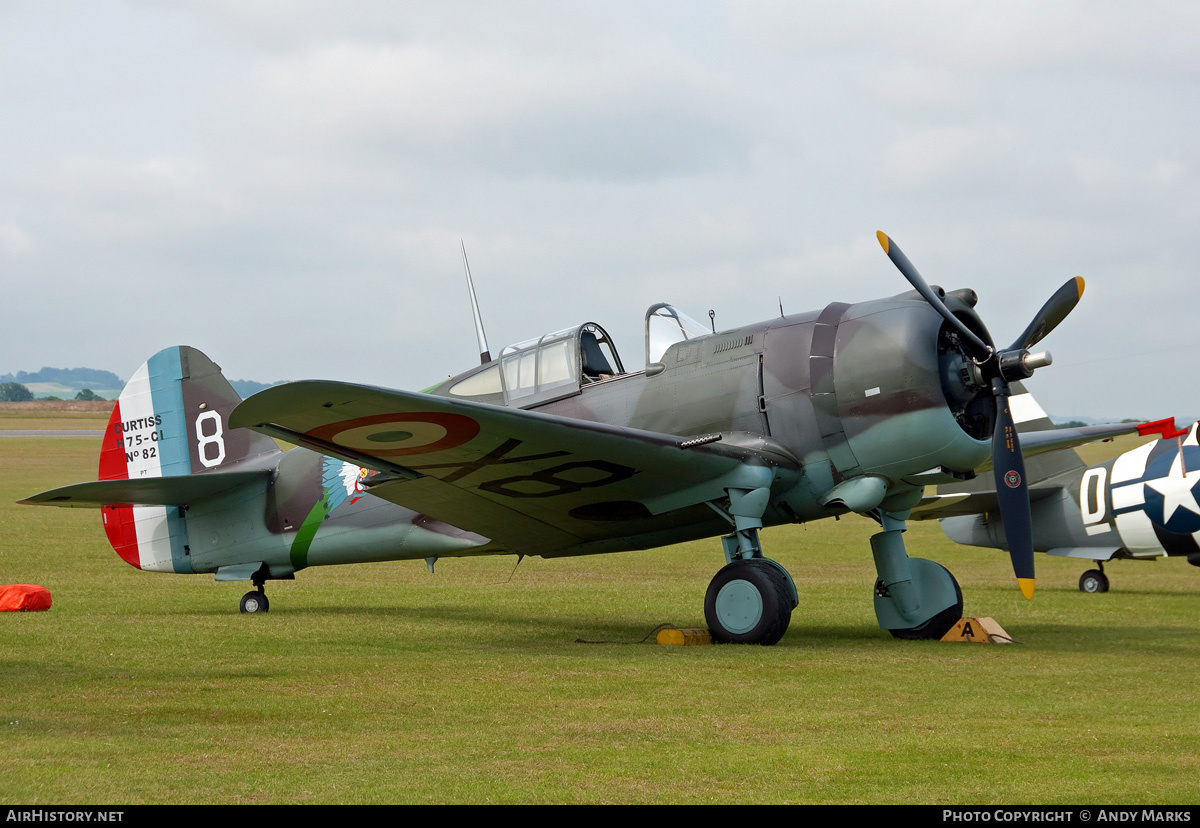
[428,291,994,545]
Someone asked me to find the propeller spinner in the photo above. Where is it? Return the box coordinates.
[876,231,1086,600]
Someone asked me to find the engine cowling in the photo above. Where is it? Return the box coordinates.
[822,290,994,485]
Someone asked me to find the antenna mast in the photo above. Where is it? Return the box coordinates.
[461,240,492,364]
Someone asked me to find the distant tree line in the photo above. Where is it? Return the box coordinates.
[0,367,122,387]
[231,379,284,397]
[1,364,278,401]
[0,382,105,402]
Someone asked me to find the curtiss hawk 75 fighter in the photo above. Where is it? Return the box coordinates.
[23,232,1139,643]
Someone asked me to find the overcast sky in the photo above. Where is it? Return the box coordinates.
[3,1,1198,421]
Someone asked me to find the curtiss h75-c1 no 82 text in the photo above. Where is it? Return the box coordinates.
[24,232,1155,644]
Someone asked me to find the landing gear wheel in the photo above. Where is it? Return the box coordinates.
[884,565,963,641]
[704,559,792,645]
[240,590,269,614]
[1079,569,1109,593]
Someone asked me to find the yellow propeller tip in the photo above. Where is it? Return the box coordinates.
[1074,276,1086,297]
[1018,578,1036,600]
[876,230,889,252]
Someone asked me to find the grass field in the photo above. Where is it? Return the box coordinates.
[1,420,1197,805]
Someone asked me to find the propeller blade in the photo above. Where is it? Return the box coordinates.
[991,386,1035,599]
[876,231,993,358]
[1008,277,1086,352]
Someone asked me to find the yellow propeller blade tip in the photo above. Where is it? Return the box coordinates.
[1074,276,1086,297]
[1018,578,1036,600]
[876,230,889,253]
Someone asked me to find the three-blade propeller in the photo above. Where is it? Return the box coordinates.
[876,231,1085,600]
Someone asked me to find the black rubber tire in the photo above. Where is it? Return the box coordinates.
[704,559,793,645]
[1079,569,1109,593]
[886,566,963,641]
[240,590,269,614]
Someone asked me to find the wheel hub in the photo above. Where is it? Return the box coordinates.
[714,579,764,634]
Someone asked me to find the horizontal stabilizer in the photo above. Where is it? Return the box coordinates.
[20,470,271,508]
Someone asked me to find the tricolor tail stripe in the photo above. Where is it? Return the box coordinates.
[98,347,193,574]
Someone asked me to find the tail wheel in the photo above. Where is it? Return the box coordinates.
[704,559,793,645]
[240,590,269,614]
[1079,569,1109,593]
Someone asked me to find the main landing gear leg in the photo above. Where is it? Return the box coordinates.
[870,510,962,640]
[703,484,799,645]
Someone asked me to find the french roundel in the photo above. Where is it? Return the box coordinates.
[307,412,480,457]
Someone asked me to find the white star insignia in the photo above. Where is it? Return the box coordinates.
[1144,451,1200,524]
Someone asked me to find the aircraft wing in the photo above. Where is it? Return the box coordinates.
[912,421,1147,519]
[969,422,1146,473]
[231,381,798,557]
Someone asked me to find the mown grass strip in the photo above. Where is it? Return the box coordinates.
[1,432,1196,804]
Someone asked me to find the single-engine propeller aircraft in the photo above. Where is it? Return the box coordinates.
[22,232,1147,643]
[916,400,1197,593]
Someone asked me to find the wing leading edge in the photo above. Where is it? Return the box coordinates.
[230,381,800,557]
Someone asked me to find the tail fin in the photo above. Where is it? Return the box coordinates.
[97,347,280,571]
[99,346,279,481]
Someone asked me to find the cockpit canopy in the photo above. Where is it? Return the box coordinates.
[445,322,624,408]
[440,304,709,408]
[501,322,624,405]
